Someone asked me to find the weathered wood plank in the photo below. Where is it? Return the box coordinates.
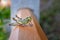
[9,8,48,40]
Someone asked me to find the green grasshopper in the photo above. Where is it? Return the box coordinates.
[9,15,33,27]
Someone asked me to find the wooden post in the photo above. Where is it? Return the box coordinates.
[9,0,48,40]
[9,8,48,40]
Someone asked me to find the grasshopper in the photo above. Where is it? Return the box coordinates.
[9,15,33,27]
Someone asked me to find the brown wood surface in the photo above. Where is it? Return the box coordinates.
[9,9,48,40]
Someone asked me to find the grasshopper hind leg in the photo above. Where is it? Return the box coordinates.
[9,23,18,26]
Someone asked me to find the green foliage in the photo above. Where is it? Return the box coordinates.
[0,27,9,40]
[0,7,10,25]
[0,7,10,40]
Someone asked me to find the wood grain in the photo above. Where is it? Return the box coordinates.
[9,9,48,40]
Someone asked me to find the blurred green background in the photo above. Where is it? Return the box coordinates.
[0,0,60,40]
[0,7,10,40]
